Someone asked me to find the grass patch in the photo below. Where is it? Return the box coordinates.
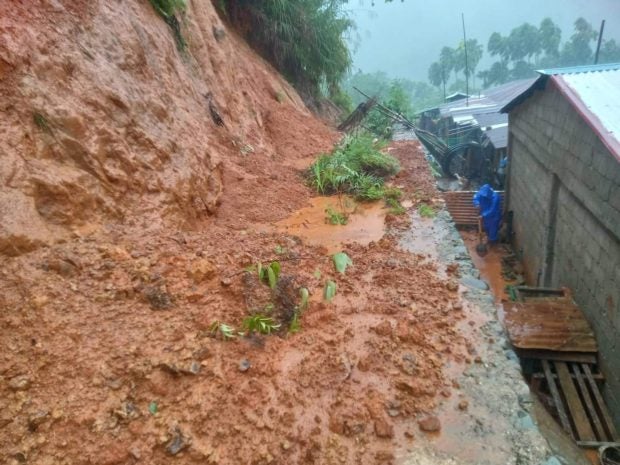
[386,198,406,215]
[308,134,400,201]
[33,112,52,134]
[325,206,348,225]
[418,203,435,218]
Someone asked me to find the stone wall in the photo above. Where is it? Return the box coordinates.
[507,80,620,428]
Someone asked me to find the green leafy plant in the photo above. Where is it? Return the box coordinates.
[418,203,436,218]
[332,252,352,274]
[325,207,348,225]
[313,269,322,279]
[383,186,403,200]
[242,314,281,335]
[324,280,337,301]
[386,198,406,215]
[299,287,309,311]
[308,134,399,201]
[209,321,236,340]
[257,261,281,289]
[274,245,286,255]
[289,312,301,333]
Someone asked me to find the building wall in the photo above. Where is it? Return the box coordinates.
[507,81,620,428]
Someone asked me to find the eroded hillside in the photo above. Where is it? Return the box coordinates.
[0,0,335,255]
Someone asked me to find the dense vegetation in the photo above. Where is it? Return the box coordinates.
[308,134,400,200]
[428,17,620,92]
[218,0,353,105]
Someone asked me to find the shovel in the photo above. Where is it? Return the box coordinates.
[476,216,488,257]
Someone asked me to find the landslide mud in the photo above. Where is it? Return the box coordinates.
[1,140,480,465]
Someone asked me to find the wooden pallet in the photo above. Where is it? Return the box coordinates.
[539,360,619,448]
[442,190,504,226]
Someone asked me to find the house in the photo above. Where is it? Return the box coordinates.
[502,62,620,428]
[417,78,536,185]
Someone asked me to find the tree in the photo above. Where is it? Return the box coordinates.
[428,62,446,98]
[488,32,509,62]
[599,39,620,63]
[456,39,483,88]
[478,61,510,88]
[560,17,597,66]
[539,17,561,59]
[506,23,541,63]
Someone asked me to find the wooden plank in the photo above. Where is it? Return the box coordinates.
[582,364,619,440]
[518,350,598,364]
[542,359,573,437]
[571,363,605,440]
[555,361,596,441]
[575,441,620,448]
[532,372,604,381]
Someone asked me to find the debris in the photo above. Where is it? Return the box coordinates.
[418,415,441,432]
[238,359,251,372]
[204,92,225,127]
[28,410,49,432]
[374,418,394,438]
[144,286,173,310]
[459,275,489,290]
[166,427,190,455]
[8,376,31,391]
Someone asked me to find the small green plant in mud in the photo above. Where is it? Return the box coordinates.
[383,186,403,200]
[418,203,436,218]
[332,252,352,274]
[242,314,281,335]
[209,320,236,340]
[288,312,301,333]
[256,261,281,289]
[288,288,309,334]
[325,206,348,225]
[386,197,406,215]
[324,280,337,301]
[307,134,400,200]
[274,245,287,255]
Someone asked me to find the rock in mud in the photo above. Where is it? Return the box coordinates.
[166,428,190,455]
[144,286,173,310]
[187,259,216,283]
[418,415,441,432]
[459,276,489,290]
[374,418,394,438]
[28,410,49,431]
[8,376,31,391]
[373,320,392,337]
[239,359,251,372]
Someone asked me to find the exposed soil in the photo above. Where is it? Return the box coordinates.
[0,137,484,465]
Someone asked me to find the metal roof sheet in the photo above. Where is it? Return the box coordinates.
[502,63,620,161]
[537,62,620,76]
[555,70,620,158]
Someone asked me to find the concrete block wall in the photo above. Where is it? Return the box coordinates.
[507,82,620,428]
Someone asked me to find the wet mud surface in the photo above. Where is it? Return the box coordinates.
[1,139,565,465]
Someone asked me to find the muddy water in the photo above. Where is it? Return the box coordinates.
[461,230,508,303]
[276,196,387,253]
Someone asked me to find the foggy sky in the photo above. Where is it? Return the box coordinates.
[347,0,620,82]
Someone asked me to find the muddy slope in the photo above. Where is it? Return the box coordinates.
[0,0,335,256]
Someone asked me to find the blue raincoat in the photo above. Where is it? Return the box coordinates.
[473,184,502,242]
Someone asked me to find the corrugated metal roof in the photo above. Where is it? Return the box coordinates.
[502,63,620,161]
[537,62,620,76]
[475,112,509,148]
[439,78,536,118]
[556,70,620,158]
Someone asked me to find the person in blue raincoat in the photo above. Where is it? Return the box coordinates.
[473,184,502,242]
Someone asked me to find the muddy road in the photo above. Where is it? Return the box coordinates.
[1,140,558,464]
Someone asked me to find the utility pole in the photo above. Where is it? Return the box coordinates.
[462,13,469,106]
[594,20,605,64]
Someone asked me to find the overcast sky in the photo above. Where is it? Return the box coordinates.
[346,0,620,82]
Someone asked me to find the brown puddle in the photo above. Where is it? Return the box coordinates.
[461,230,508,302]
[276,196,387,253]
